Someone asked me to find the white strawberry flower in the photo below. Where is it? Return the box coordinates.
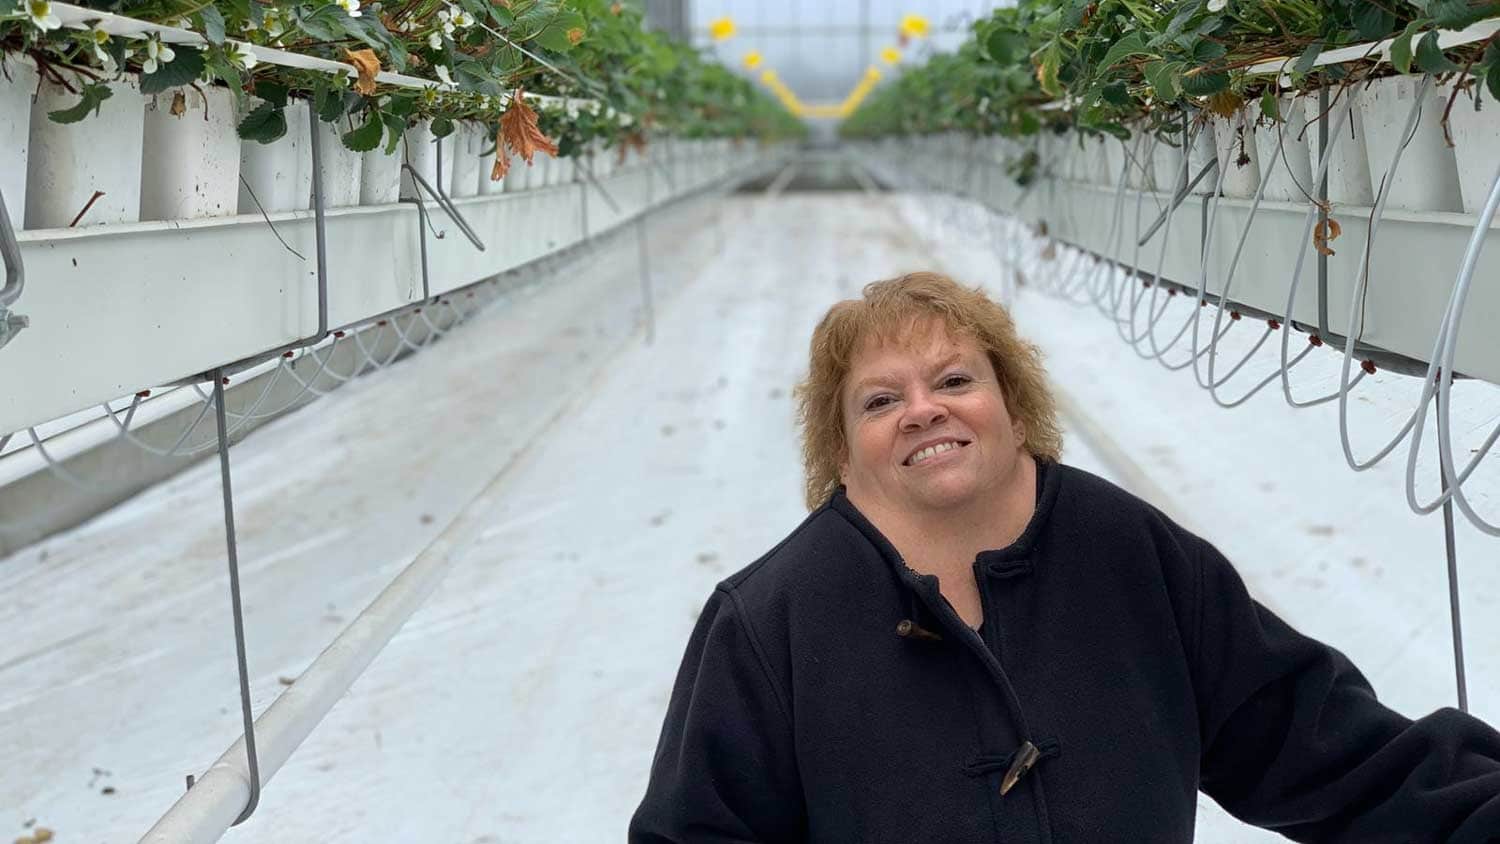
[26,0,62,31]
[1207,0,1227,10]
[143,37,175,74]
[262,9,286,38]
[336,0,362,18]
[88,27,111,63]
[428,31,443,49]
[451,8,473,28]
[434,63,455,88]
[230,41,257,69]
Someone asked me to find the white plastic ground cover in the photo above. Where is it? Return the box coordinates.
[0,154,757,438]
[2,193,1495,842]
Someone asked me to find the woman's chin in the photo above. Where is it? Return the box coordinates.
[905,472,980,511]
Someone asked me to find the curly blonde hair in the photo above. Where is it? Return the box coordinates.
[794,271,1062,510]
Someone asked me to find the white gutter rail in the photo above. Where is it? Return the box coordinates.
[1245,18,1500,77]
[49,2,598,113]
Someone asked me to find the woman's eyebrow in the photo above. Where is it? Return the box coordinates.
[850,353,967,395]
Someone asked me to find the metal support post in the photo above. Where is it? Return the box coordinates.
[1317,86,1331,341]
[1440,470,1469,712]
[636,165,656,344]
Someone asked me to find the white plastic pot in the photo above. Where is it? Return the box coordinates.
[360,144,401,205]
[1251,94,1315,203]
[555,155,576,186]
[238,98,312,214]
[1304,86,1374,207]
[1182,121,1217,196]
[140,86,240,221]
[314,119,363,208]
[448,122,482,199]
[399,120,438,200]
[1358,74,1462,212]
[1101,135,1127,188]
[1439,81,1500,214]
[1150,131,1185,194]
[1,54,38,229]
[502,152,531,192]
[1125,128,1156,191]
[1211,106,1261,199]
[479,146,507,196]
[26,74,146,229]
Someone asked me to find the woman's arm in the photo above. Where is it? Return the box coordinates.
[629,587,807,843]
[1182,536,1500,842]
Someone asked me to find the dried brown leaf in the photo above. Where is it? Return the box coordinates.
[169,90,186,116]
[1313,217,1342,256]
[345,48,380,96]
[1205,91,1244,119]
[490,125,511,181]
[567,26,585,45]
[500,88,559,166]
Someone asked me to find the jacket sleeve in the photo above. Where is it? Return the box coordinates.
[1181,535,1500,842]
[629,586,806,843]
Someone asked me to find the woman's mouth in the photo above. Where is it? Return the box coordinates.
[904,440,971,467]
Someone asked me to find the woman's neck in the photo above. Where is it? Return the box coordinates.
[864,454,1039,576]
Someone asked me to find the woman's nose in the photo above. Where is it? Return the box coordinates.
[900,391,947,431]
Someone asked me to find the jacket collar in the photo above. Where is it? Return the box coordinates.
[830,458,1059,570]
[828,459,1062,632]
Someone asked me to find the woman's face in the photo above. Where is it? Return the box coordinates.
[840,321,1026,517]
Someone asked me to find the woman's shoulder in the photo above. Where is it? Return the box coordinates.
[710,497,897,632]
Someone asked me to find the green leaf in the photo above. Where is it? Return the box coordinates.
[139,47,207,95]
[315,87,341,122]
[381,112,405,154]
[1099,80,1130,107]
[1487,61,1500,101]
[1036,44,1063,97]
[47,83,113,124]
[985,29,1028,65]
[295,6,347,42]
[1353,6,1395,41]
[197,5,226,44]
[1292,40,1323,75]
[431,116,454,138]
[1180,69,1229,96]
[343,114,384,152]
[238,101,288,143]
[1415,30,1462,73]
[1260,90,1278,121]
[1193,40,1227,62]
[529,9,587,52]
[1390,21,1422,75]
[255,80,290,108]
[1098,32,1150,74]
[1144,60,1180,100]
[1429,0,1500,29]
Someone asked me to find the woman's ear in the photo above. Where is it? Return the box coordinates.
[1012,418,1026,445]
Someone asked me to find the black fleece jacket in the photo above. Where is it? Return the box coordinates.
[629,461,1500,843]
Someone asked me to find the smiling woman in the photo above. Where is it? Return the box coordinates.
[628,272,1500,844]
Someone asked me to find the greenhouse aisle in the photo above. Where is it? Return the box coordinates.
[4,190,1496,843]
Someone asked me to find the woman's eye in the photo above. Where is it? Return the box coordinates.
[941,374,971,389]
[864,395,894,411]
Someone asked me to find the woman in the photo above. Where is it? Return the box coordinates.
[629,272,1500,843]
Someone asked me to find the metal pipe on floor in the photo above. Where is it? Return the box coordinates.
[138,475,499,842]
